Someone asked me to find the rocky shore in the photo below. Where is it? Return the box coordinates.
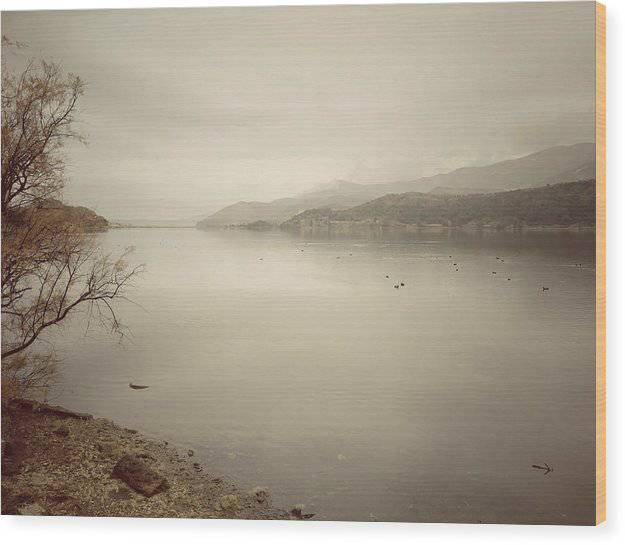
[1,399,303,520]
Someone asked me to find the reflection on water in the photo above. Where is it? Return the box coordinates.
[48,228,595,524]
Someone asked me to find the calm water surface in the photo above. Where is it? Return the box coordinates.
[49,228,595,524]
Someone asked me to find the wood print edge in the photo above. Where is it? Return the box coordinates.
[595,0,606,526]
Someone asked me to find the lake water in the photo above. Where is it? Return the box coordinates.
[48,228,596,524]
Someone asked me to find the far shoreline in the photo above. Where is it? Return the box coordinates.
[196,223,596,233]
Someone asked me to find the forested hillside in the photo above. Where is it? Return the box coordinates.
[282,180,596,231]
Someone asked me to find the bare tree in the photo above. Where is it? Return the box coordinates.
[1,211,142,358]
[1,42,142,382]
[2,57,84,215]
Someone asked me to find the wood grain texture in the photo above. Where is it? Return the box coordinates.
[595,0,606,526]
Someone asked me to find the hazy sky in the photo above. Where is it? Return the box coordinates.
[1,3,596,221]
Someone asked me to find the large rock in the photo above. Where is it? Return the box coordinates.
[111,454,168,497]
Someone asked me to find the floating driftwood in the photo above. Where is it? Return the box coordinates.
[129,383,149,390]
[532,463,553,475]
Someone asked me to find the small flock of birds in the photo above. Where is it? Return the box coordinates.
[384,275,406,289]
[448,253,554,292]
[253,247,586,295]
[381,253,563,293]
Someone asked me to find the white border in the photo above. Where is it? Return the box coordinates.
[1,1,623,543]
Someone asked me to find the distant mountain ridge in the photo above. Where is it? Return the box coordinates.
[377,142,595,195]
[196,143,595,228]
[196,180,382,228]
[282,179,596,232]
